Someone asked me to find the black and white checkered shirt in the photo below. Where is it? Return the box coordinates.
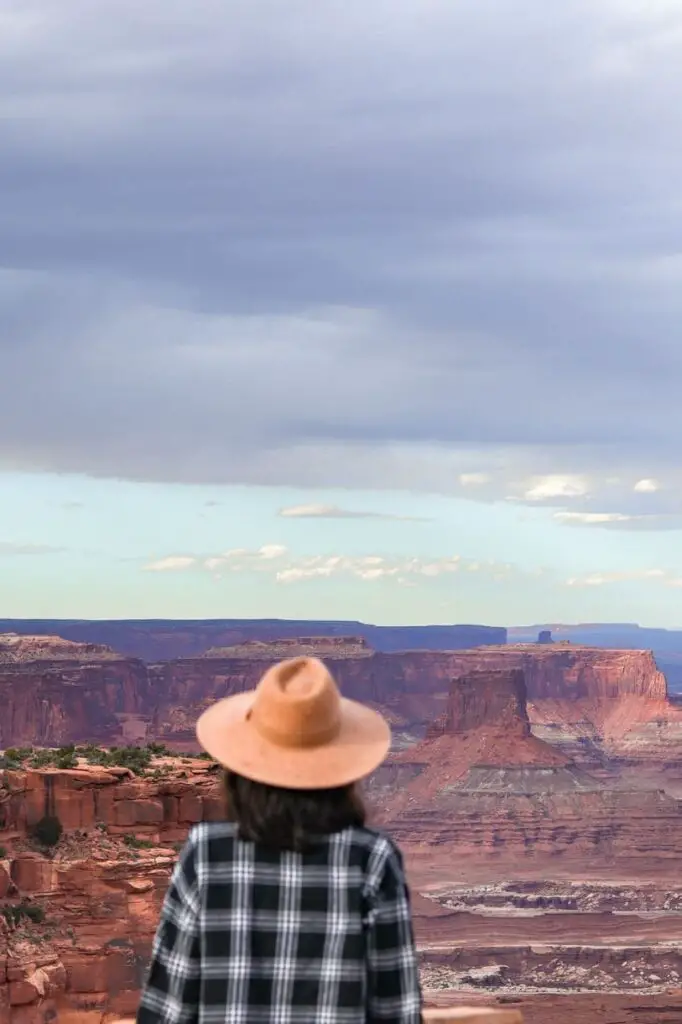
[137,821,422,1024]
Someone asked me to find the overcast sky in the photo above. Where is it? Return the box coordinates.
[2,1,682,624]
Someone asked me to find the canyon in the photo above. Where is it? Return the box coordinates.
[1,634,678,758]
[3,632,682,1023]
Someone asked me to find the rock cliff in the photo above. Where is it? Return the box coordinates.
[0,656,152,749]
[0,638,676,759]
[425,670,533,740]
[4,735,682,1021]
[0,756,223,1024]
[369,670,570,816]
[368,670,682,866]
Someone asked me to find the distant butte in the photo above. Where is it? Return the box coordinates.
[369,669,572,816]
[0,633,119,663]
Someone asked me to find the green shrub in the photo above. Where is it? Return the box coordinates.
[2,902,46,926]
[76,743,110,766]
[106,745,153,775]
[4,746,33,762]
[147,742,169,756]
[28,749,56,768]
[30,814,63,848]
[56,749,77,769]
[123,834,154,850]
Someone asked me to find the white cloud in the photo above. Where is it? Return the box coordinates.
[523,474,589,501]
[143,555,196,572]
[258,544,287,560]
[459,473,490,487]
[634,478,660,493]
[280,504,338,517]
[275,552,466,584]
[141,545,515,585]
[277,503,427,521]
[565,567,670,587]
[553,511,633,524]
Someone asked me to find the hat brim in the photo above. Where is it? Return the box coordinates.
[196,691,391,789]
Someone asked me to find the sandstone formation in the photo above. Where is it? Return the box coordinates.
[367,668,682,871]
[3,747,682,1023]
[0,649,152,749]
[4,642,682,1024]
[1,637,679,764]
[0,634,119,664]
[202,635,375,659]
[0,756,223,1024]
[148,643,680,760]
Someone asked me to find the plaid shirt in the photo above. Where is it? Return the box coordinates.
[137,821,422,1024]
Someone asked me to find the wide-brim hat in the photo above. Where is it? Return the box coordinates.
[195,655,391,789]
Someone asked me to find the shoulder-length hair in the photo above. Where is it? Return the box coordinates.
[223,769,366,852]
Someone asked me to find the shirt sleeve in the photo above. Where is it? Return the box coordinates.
[365,840,423,1024]
[137,832,201,1024]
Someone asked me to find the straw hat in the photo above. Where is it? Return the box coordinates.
[195,656,391,789]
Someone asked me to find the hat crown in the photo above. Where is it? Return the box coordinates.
[250,657,342,750]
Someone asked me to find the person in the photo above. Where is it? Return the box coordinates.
[136,655,423,1024]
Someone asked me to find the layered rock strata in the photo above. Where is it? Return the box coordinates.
[0,759,222,1024]
[1,636,679,761]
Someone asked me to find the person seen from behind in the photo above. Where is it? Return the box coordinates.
[137,655,423,1024]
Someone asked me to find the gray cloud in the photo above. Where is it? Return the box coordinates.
[2,1,682,523]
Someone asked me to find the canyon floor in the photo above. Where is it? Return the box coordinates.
[405,859,682,1022]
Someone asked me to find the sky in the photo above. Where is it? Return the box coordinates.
[2,0,682,625]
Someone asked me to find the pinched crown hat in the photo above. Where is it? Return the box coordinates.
[195,656,391,789]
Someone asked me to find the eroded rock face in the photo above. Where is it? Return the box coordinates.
[0,658,152,748]
[369,669,570,815]
[0,760,223,1024]
[0,639,674,755]
[425,670,531,740]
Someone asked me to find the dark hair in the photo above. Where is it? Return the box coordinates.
[223,770,366,852]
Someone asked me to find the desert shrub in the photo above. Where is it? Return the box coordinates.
[30,814,63,848]
[107,745,153,775]
[4,747,33,762]
[28,749,56,768]
[123,834,154,849]
[2,901,45,926]
[76,743,110,766]
[147,742,169,756]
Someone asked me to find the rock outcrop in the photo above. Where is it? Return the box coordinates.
[0,637,678,762]
[4,736,682,1020]
[0,757,223,1024]
[0,656,152,749]
[0,634,119,664]
[369,670,571,815]
[425,670,535,741]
